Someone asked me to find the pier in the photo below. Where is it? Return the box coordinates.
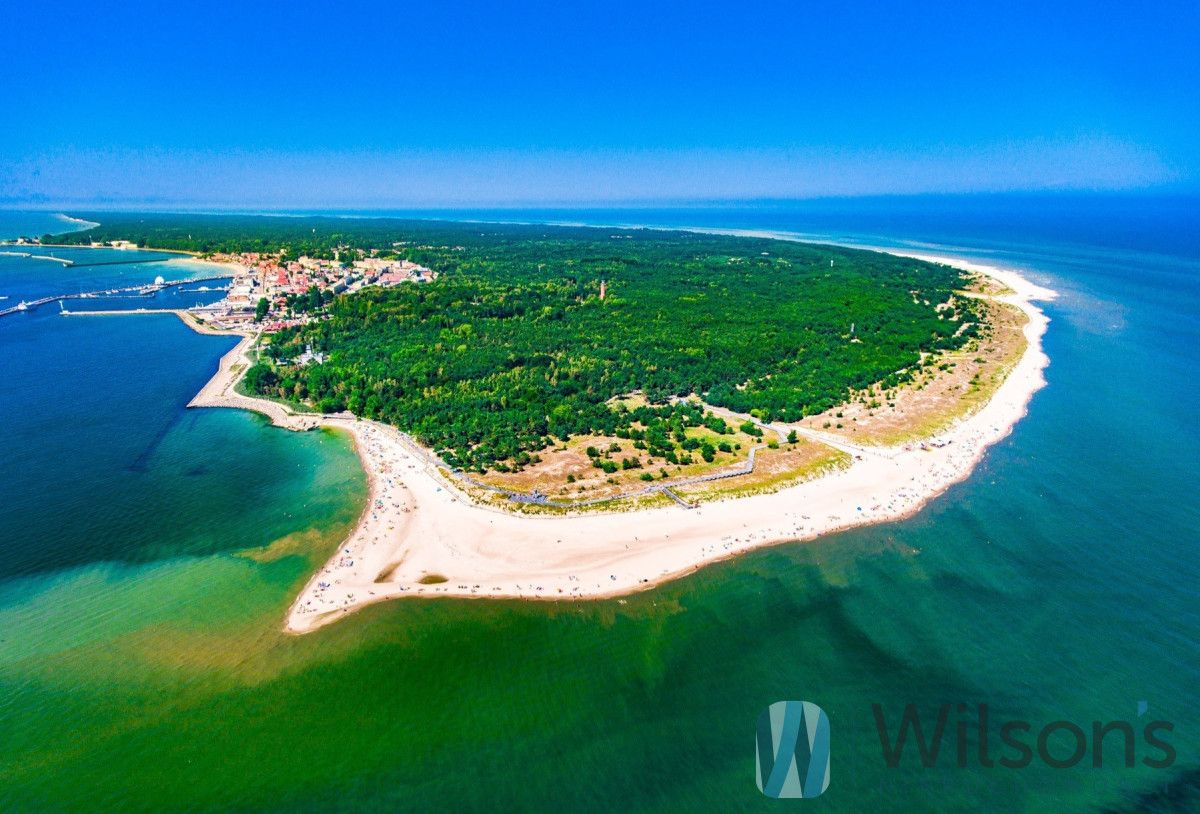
[1,253,176,269]
[0,275,230,319]
[65,255,181,269]
[0,250,72,265]
[0,242,185,268]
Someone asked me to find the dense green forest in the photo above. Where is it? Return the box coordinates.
[60,214,980,472]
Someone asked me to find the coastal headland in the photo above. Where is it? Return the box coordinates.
[170,239,1053,634]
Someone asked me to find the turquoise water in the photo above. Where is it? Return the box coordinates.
[0,203,1196,812]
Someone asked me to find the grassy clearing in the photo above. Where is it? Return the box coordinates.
[477,421,777,502]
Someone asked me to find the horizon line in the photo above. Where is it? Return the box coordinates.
[4,187,1199,215]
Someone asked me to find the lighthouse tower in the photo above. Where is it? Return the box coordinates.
[599,279,607,301]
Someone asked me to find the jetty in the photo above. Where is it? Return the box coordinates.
[0,251,74,266]
[0,249,170,268]
[0,275,229,319]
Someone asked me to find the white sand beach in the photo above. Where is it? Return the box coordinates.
[185,246,1054,634]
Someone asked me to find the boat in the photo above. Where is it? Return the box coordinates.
[16,301,27,311]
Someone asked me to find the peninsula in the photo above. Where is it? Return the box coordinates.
[52,214,1054,633]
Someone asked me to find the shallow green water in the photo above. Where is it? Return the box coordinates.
[0,207,1196,812]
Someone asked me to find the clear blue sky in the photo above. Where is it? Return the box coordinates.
[2,0,1197,207]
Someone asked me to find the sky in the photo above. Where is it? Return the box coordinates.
[2,0,1197,208]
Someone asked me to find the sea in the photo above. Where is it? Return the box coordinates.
[0,197,1196,813]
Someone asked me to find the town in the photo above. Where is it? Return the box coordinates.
[193,249,437,332]
[0,238,438,330]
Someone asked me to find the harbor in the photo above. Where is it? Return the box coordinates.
[0,275,230,319]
